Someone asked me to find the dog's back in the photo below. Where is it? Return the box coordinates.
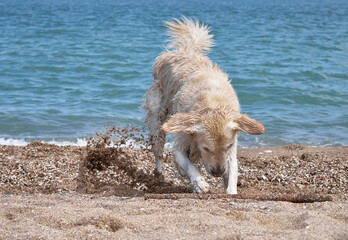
[150,17,240,115]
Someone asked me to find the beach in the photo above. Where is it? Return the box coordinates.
[1,143,347,239]
[1,0,348,239]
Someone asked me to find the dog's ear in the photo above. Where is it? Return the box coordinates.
[161,112,201,134]
[236,114,265,135]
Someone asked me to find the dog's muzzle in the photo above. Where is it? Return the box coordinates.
[210,165,225,177]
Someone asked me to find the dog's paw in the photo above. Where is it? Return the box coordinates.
[155,159,163,174]
[225,187,237,195]
[192,176,210,193]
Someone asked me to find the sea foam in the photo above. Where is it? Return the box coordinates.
[0,138,88,147]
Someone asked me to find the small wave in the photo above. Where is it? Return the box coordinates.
[0,138,88,147]
[0,136,172,148]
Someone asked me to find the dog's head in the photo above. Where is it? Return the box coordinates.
[161,108,265,177]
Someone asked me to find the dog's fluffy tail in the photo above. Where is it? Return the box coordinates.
[165,17,214,53]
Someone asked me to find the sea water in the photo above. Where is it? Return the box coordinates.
[1,0,347,147]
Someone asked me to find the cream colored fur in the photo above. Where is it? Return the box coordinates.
[142,17,265,194]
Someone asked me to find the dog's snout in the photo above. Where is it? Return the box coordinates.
[211,165,225,177]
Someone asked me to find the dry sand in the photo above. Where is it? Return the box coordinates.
[0,142,347,239]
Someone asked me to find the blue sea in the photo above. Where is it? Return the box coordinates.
[1,0,347,147]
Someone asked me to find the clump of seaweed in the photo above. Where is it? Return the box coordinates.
[85,124,150,171]
[79,124,190,195]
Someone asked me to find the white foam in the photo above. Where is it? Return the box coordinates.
[43,138,88,146]
[0,138,88,147]
[0,138,28,146]
[0,137,167,148]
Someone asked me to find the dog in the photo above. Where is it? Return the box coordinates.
[142,17,265,194]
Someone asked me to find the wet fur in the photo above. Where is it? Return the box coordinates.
[142,17,265,194]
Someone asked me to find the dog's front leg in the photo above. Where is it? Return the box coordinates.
[173,150,210,193]
[224,141,238,194]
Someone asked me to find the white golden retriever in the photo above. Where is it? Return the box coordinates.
[142,17,265,194]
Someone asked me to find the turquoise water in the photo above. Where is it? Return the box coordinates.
[1,0,347,147]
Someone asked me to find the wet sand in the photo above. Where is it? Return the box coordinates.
[0,143,347,239]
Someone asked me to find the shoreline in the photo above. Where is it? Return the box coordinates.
[1,137,346,148]
[1,143,346,199]
[1,143,347,239]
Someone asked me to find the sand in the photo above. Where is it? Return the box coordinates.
[0,142,347,239]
